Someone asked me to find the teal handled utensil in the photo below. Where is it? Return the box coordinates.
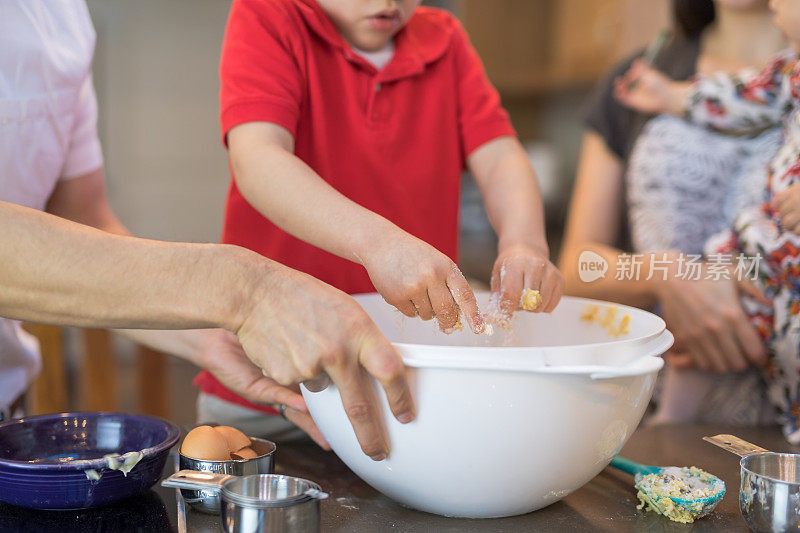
[609,456,726,523]
[625,29,670,91]
[642,29,670,65]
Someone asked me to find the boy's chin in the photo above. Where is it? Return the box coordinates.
[351,32,395,52]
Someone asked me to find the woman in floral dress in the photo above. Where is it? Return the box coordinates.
[615,0,800,440]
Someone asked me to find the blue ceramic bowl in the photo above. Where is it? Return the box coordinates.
[0,412,180,510]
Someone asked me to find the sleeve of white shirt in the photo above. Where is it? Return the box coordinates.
[60,74,104,180]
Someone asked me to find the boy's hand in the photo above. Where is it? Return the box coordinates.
[774,183,800,234]
[360,230,485,334]
[489,244,564,325]
[614,59,689,115]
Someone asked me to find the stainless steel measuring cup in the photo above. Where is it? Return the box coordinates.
[163,470,328,533]
[179,437,276,513]
[705,434,800,532]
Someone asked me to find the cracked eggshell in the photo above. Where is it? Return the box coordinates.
[181,425,231,461]
[232,446,258,460]
[212,425,251,453]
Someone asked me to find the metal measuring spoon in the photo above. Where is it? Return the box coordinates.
[610,456,726,523]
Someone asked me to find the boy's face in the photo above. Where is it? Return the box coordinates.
[771,0,800,48]
[316,0,422,51]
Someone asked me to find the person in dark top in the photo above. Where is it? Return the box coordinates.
[559,0,785,425]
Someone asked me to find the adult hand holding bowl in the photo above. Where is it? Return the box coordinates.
[302,293,672,518]
[234,266,416,461]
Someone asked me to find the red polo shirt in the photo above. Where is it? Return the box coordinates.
[196,0,515,411]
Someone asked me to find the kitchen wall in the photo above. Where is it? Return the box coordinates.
[87,0,233,243]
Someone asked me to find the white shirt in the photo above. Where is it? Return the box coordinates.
[0,0,104,409]
[352,42,395,70]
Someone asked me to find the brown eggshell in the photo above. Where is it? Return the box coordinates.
[212,426,251,453]
[231,446,258,460]
[181,425,231,461]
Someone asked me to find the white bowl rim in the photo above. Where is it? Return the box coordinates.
[351,293,672,373]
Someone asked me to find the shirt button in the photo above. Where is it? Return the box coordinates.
[375,82,382,92]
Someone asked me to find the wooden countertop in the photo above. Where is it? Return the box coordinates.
[2,423,794,532]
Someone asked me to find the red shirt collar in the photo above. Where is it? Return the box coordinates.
[293,0,453,82]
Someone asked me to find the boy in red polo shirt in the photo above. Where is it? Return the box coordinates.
[195,0,564,438]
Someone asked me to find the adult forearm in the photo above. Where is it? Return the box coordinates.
[116,328,213,360]
[0,201,262,332]
[559,241,660,309]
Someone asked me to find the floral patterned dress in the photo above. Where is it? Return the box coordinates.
[693,49,800,442]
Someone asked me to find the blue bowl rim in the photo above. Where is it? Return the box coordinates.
[0,411,180,471]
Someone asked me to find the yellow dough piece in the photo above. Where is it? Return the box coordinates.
[599,307,618,329]
[520,288,543,311]
[581,305,600,322]
[581,304,631,338]
[611,314,631,338]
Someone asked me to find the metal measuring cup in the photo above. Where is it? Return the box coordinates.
[705,434,800,532]
[163,470,328,533]
[179,437,276,513]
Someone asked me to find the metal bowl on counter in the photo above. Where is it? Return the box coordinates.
[740,452,800,532]
[179,437,276,513]
[302,293,672,518]
[705,434,800,532]
[0,412,179,509]
[164,470,327,532]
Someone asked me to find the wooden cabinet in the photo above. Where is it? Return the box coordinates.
[455,0,670,96]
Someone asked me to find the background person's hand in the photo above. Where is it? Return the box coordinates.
[234,263,415,461]
[662,331,700,369]
[663,348,695,370]
[488,244,564,324]
[614,59,689,115]
[361,229,485,334]
[656,258,767,373]
[773,182,800,234]
[194,329,329,449]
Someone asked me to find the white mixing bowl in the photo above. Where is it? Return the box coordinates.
[302,294,671,518]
